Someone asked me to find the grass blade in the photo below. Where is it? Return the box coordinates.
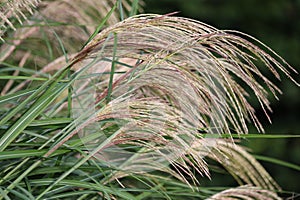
[0,89,36,106]
[130,0,140,16]
[254,154,300,171]
[82,3,117,48]
[106,32,118,103]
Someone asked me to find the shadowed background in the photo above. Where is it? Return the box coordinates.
[144,0,300,194]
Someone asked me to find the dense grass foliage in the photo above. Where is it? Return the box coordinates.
[0,1,299,199]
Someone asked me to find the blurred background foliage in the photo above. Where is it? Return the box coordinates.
[144,0,300,193]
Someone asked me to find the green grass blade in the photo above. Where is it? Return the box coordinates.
[28,118,72,126]
[82,2,117,48]
[0,149,69,160]
[45,191,97,199]
[42,14,69,63]
[0,64,47,76]
[118,0,124,21]
[129,0,140,16]
[106,32,118,103]
[41,27,54,61]
[0,89,36,106]
[0,188,11,200]
[0,75,47,81]
[7,184,35,200]
[254,154,300,171]
[31,179,137,200]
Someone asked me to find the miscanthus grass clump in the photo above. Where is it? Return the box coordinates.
[0,1,298,199]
